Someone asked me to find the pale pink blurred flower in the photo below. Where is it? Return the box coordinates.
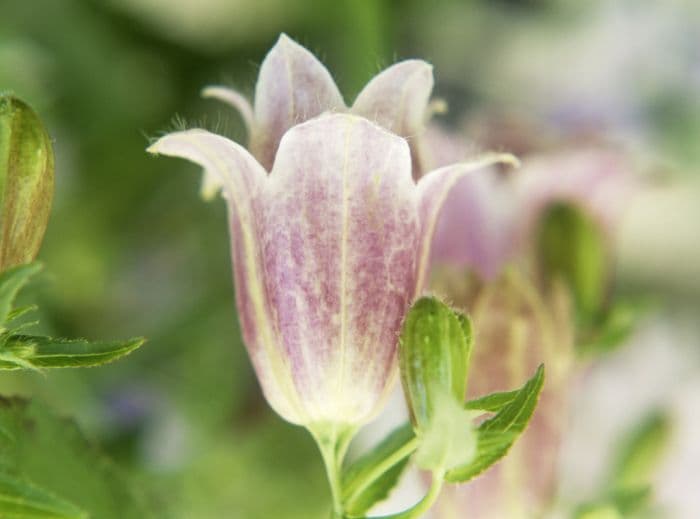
[429,128,635,282]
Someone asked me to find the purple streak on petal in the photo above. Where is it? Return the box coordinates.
[252,34,346,170]
[415,154,520,293]
[261,113,419,424]
[147,130,305,424]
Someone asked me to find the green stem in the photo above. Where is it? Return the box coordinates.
[314,425,356,519]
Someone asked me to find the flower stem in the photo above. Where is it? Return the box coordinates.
[314,425,355,518]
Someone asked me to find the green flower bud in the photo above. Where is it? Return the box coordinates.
[536,202,608,322]
[399,296,473,430]
[0,95,54,271]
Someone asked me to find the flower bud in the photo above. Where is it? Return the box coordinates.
[149,113,515,430]
[536,202,609,322]
[399,296,473,430]
[0,95,54,271]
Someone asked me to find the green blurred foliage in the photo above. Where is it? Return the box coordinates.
[0,0,697,516]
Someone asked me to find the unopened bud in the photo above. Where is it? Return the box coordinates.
[536,202,609,321]
[0,95,54,271]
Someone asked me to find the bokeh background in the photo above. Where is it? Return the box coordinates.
[1,0,699,517]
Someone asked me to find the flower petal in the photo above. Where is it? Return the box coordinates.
[431,171,521,280]
[415,153,520,292]
[147,130,306,423]
[352,60,434,136]
[352,60,434,175]
[261,113,419,425]
[202,85,255,136]
[252,34,345,170]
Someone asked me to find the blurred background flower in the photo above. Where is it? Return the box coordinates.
[1,0,699,517]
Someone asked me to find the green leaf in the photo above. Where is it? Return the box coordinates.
[0,262,41,328]
[0,397,153,518]
[464,389,519,412]
[413,390,477,472]
[610,411,671,490]
[399,297,471,429]
[0,471,87,518]
[445,364,545,482]
[340,366,545,514]
[0,335,145,370]
[342,424,415,517]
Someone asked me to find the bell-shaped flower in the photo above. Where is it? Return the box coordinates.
[148,113,515,432]
[201,33,435,189]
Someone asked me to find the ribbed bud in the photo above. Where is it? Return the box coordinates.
[399,296,472,430]
[0,96,54,271]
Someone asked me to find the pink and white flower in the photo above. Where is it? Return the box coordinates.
[200,33,435,196]
[148,113,515,431]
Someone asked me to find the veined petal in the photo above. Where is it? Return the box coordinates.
[261,113,419,425]
[147,130,306,423]
[352,60,433,136]
[202,85,255,135]
[252,34,345,170]
[352,60,434,178]
[414,153,520,292]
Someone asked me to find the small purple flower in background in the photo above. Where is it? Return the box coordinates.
[148,113,515,434]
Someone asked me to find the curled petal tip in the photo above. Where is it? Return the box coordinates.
[472,152,520,170]
[201,86,254,132]
[145,141,161,155]
[428,98,448,116]
[494,152,520,169]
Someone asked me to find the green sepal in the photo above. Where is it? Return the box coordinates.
[0,334,145,370]
[0,471,87,518]
[339,366,545,515]
[342,424,415,518]
[0,262,42,329]
[399,297,471,430]
[445,364,545,482]
[413,390,477,472]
